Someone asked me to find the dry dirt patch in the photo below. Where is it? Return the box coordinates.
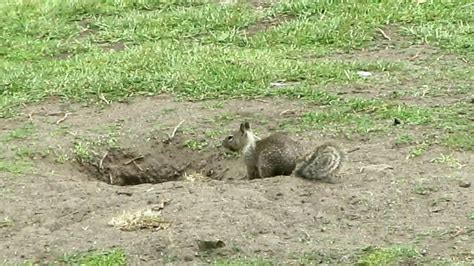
[78,136,228,186]
[0,96,473,264]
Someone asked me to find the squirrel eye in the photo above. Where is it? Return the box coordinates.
[227,136,233,141]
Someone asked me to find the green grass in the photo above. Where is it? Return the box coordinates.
[468,212,474,221]
[71,129,120,163]
[73,141,93,162]
[357,246,420,266]
[430,153,462,168]
[280,97,472,150]
[2,124,35,142]
[413,185,439,196]
[0,217,14,228]
[184,138,208,150]
[395,134,416,145]
[0,159,33,175]
[60,249,127,265]
[0,0,473,150]
[287,251,344,265]
[409,141,431,158]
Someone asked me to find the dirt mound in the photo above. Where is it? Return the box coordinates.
[77,136,230,186]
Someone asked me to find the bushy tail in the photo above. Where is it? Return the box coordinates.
[293,142,343,181]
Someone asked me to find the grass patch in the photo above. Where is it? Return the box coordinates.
[395,134,416,146]
[184,139,208,151]
[430,153,463,168]
[280,96,472,150]
[442,130,474,151]
[0,217,14,228]
[1,0,472,117]
[357,245,420,266]
[2,124,35,142]
[255,1,473,54]
[0,159,32,175]
[1,44,401,116]
[409,141,431,158]
[60,249,127,266]
[288,250,344,265]
[468,212,474,221]
[72,131,120,163]
[0,0,472,153]
[73,141,93,163]
[414,185,439,196]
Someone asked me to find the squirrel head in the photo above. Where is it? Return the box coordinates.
[222,122,251,152]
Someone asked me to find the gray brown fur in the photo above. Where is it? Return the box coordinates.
[222,122,343,180]
[292,142,344,181]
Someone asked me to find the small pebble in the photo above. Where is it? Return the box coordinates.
[357,71,373,78]
[459,180,471,188]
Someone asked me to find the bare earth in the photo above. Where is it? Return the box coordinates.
[1,87,473,264]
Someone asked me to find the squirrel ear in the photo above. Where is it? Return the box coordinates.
[239,123,246,133]
[240,122,251,134]
[244,122,250,130]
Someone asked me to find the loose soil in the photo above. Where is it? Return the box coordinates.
[1,28,473,264]
[1,93,472,265]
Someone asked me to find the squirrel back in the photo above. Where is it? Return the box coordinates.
[254,132,301,178]
[292,142,344,181]
[222,122,343,180]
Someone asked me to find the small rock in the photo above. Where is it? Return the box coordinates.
[357,71,373,78]
[430,207,445,213]
[116,191,133,196]
[270,81,301,88]
[197,240,225,252]
[347,213,361,220]
[459,180,471,188]
[349,198,361,205]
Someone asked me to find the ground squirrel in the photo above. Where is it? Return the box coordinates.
[222,122,343,181]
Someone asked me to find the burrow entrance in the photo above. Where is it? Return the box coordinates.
[76,135,238,186]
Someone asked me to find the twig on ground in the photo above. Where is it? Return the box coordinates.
[452,227,464,238]
[109,172,114,185]
[56,112,71,124]
[116,191,133,196]
[47,111,64,116]
[124,156,145,165]
[99,93,110,105]
[28,112,34,122]
[99,152,108,169]
[408,50,421,61]
[280,109,296,116]
[132,161,143,171]
[167,120,185,141]
[377,28,391,41]
[347,147,360,153]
